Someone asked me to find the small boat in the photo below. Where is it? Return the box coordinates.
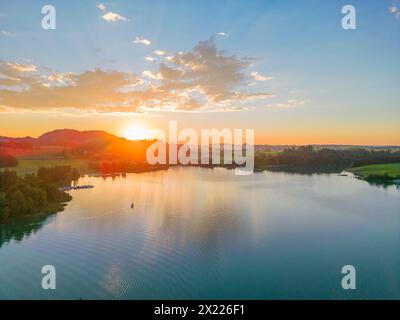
[59,185,94,191]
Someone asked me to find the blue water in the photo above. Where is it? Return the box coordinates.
[0,167,399,299]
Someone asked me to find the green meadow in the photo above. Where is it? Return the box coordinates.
[349,163,400,180]
[2,159,89,175]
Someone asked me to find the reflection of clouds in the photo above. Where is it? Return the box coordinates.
[2,167,400,298]
[101,264,125,297]
[1,168,277,297]
[137,168,245,261]
[66,168,251,266]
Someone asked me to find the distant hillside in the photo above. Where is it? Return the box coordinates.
[0,129,155,161]
[36,129,122,147]
[0,136,36,143]
[1,129,122,147]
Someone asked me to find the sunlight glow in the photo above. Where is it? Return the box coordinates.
[123,125,153,141]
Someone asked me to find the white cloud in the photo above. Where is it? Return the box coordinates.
[251,71,272,81]
[6,62,37,72]
[102,12,128,22]
[1,30,11,36]
[98,3,106,11]
[267,99,309,109]
[154,50,166,56]
[217,32,229,37]
[146,38,272,110]
[133,36,151,46]
[142,70,162,80]
[389,1,400,19]
[145,56,156,62]
[46,72,76,87]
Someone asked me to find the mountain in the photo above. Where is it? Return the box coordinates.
[0,129,124,147]
[0,129,155,161]
[0,136,36,144]
[36,129,122,147]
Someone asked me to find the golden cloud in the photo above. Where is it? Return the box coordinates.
[0,39,272,113]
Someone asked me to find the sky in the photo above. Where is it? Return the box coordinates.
[0,0,399,145]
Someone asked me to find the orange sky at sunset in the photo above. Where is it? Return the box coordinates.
[1,1,399,146]
[1,111,399,146]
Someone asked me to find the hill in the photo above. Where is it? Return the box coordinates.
[36,129,119,147]
[0,129,155,161]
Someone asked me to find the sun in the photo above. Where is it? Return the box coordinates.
[123,125,153,141]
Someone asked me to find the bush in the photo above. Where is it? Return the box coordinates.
[0,154,19,168]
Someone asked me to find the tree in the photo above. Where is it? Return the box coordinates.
[0,192,11,221]
[0,154,19,168]
[7,190,27,217]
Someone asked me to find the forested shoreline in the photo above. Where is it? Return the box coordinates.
[0,166,80,223]
[254,146,400,170]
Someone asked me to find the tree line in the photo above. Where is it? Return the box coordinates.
[0,166,80,222]
[255,146,400,169]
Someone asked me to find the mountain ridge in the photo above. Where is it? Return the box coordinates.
[0,129,128,147]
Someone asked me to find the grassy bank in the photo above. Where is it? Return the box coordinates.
[348,163,400,181]
[3,159,89,175]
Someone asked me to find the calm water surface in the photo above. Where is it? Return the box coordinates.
[0,167,399,299]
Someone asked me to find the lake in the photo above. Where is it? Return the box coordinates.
[0,167,399,299]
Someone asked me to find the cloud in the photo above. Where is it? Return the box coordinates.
[135,38,272,110]
[1,30,11,36]
[5,62,37,73]
[266,99,309,109]
[0,39,272,113]
[217,32,229,37]
[44,72,76,87]
[98,3,106,11]
[133,36,151,46]
[0,61,141,112]
[102,12,128,22]
[251,71,272,81]
[154,50,166,56]
[390,1,400,19]
[142,70,162,80]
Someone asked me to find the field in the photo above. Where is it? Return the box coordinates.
[2,159,90,175]
[349,163,400,180]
